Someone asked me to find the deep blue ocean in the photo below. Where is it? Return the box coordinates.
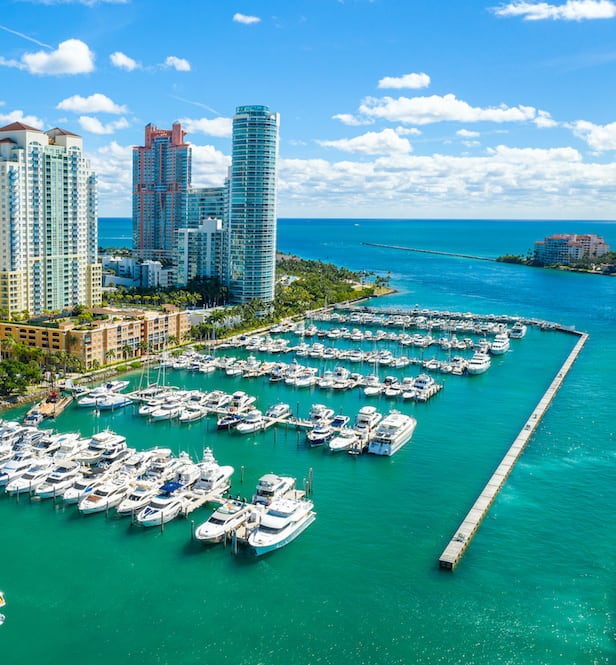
[1,217,613,664]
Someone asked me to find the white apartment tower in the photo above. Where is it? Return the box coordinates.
[227,105,279,304]
[0,122,101,316]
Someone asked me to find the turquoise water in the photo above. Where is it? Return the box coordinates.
[2,219,615,664]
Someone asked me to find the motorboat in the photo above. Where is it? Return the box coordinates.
[96,393,132,411]
[328,427,360,453]
[177,403,206,423]
[51,435,91,465]
[265,403,291,420]
[192,448,234,494]
[35,462,84,499]
[353,406,382,440]
[489,332,510,355]
[116,480,160,516]
[413,373,436,392]
[467,352,491,375]
[0,450,36,487]
[5,457,55,495]
[96,437,131,469]
[248,497,316,556]
[78,476,133,514]
[194,500,259,544]
[509,321,527,339]
[203,390,231,411]
[308,404,334,426]
[228,391,256,412]
[368,411,417,456]
[23,408,43,427]
[217,412,243,430]
[135,481,187,527]
[363,374,384,397]
[62,466,110,504]
[252,473,295,506]
[77,430,127,465]
[305,424,334,447]
[31,431,77,457]
[236,410,264,434]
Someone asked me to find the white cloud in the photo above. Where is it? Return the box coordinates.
[0,39,95,75]
[164,55,191,72]
[179,117,232,138]
[457,129,480,137]
[358,94,539,125]
[191,144,231,187]
[396,126,422,136]
[57,93,127,114]
[0,109,44,128]
[233,13,261,25]
[378,72,431,90]
[534,110,558,128]
[491,0,616,21]
[332,113,374,126]
[78,115,129,134]
[89,141,133,213]
[317,128,412,155]
[570,119,616,150]
[110,51,139,71]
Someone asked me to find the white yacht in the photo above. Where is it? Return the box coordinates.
[134,480,187,527]
[353,406,382,441]
[35,462,84,499]
[308,404,334,426]
[148,398,183,421]
[115,480,160,516]
[509,321,527,339]
[328,427,359,453]
[77,430,127,465]
[78,475,133,514]
[363,374,384,397]
[489,332,510,355]
[236,410,265,434]
[62,466,110,504]
[252,473,295,506]
[305,424,333,447]
[368,411,417,456]
[229,391,256,412]
[467,352,492,375]
[0,450,36,487]
[96,393,132,411]
[413,373,436,392]
[5,458,55,494]
[265,403,291,420]
[194,500,259,544]
[248,497,316,556]
[192,448,234,494]
[203,390,231,411]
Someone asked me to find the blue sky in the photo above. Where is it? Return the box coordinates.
[2,0,616,219]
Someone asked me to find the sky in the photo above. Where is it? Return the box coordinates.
[1,0,616,220]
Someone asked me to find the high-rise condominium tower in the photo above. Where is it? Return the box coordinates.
[0,122,101,316]
[227,105,279,304]
[132,122,191,262]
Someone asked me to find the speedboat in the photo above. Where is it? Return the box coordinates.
[328,427,359,453]
[194,500,259,544]
[23,408,44,427]
[148,398,183,421]
[368,411,417,456]
[236,410,264,434]
[0,450,36,487]
[248,497,316,556]
[116,480,160,516]
[5,457,55,494]
[252,473,295,506]
[363,375,384,397]
[265,403,291,420]
[228,391,256,412]
[178,404,206,423]
[306,424,333,447]
[467,352,491,375]
[203,390,231,411]
[52,436,91,465]
[330,414,350,430]
[62,466,110,504]
[35,462,84,499]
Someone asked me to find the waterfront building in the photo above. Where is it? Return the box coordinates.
[534,233,610,265]
[0,122,101,316]
[132,123,191,263]
[227,105,279,304]
[0,306,189,369]
[175,219,223,286]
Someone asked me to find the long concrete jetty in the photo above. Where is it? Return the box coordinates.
[438,330,588,571]
[361,242,496,262]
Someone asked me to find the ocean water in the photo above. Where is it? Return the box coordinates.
[1,219,614,664]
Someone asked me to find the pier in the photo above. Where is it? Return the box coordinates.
[362,242,496,262]
[438,331,588,571]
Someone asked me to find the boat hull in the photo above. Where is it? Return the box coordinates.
[249,512,316,556]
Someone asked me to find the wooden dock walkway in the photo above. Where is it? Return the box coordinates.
[37,394,73,420]
[438,331,588,571]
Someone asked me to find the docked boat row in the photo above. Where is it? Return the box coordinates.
[0,421,316,555]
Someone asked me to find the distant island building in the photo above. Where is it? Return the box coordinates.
[0,122,101,317]
[130,105,279,305]
[534,233,610,266]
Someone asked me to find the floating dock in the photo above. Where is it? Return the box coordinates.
[438,331,588,571]
[36,393,73,420]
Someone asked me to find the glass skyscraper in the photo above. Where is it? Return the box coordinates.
[227,105,279,304]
